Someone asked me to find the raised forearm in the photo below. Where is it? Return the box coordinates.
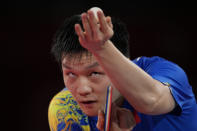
[93,41,174,114]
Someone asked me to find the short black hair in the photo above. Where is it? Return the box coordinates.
[51,14,130,64]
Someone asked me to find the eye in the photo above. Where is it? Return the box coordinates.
[89,72,102,77]
[66,72,76,78]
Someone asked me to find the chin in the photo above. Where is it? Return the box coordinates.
[83,109,98,117]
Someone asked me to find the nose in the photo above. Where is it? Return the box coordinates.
[76,76,92,96]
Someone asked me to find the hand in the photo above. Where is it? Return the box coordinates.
[97,103,136,131]
[74,9,114,53]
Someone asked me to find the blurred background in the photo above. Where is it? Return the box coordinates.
[4,0,196,130]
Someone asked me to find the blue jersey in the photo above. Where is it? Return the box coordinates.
[130,56,197,131]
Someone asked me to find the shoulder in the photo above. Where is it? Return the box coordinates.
[49,88,77,108]
[132,56,172,68]
[132,56,187,78]
[133,56,191,90]
[48,88,78,119]
[48,88,90,131]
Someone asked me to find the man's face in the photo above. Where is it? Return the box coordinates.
[62,53,116,116]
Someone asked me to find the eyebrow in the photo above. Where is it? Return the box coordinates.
[62,64,72,69]
[62,62,99,69]
[85,62,99,69]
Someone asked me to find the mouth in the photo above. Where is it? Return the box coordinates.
[79,100,97,108]
[81,101,97,104]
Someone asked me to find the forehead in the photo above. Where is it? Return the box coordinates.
[62,53,97,67]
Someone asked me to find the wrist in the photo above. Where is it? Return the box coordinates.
[91,40,113,56]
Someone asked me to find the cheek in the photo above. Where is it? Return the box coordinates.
[63,75,73,86]
[96,77,111,93]
[63,77,75,94]
[94,82,109,101]
[62,73,67,83]
[62,76,78,98]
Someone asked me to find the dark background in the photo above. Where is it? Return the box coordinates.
[4,0,196,130]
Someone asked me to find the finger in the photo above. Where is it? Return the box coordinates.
[87,10,100,36]
[106,16,113,29]
[75,24,86,46]
[81,13,93,39]
[97,110,105,130]
[97,11,109,33]
[75,24,85,40]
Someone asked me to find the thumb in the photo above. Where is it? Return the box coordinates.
[97,110,105,131]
